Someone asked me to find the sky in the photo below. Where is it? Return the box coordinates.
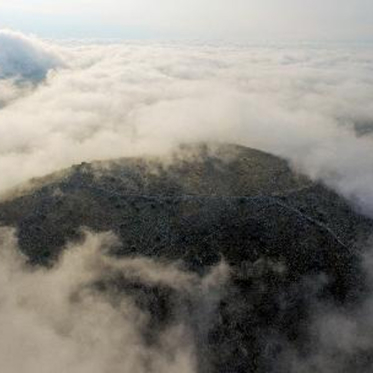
[0,0,373,41]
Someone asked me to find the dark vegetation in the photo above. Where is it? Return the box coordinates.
[1,143,372,372]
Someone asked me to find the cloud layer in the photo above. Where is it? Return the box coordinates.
[0,227,229,373]
[0,30,62,108]
[0,29,62,81]
[0,31,373,217]
[1,30,373,372]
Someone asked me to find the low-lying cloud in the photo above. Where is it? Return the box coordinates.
[0,30,63,108]
[276,240,373,373]
[0,227,229,373]
[0,31,372,217]
[1,30,373,372]
[0,29,62,82]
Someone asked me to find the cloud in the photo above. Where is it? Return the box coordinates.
[269,238,373,373]
[0,33,373,219]
[1,31,373,371]
[0,227,229,373]
[0,29,62,82]
[0,29,63,108]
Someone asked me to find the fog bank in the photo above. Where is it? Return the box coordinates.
[0,30,373,217]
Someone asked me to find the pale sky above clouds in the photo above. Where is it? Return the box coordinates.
[0,0,372,41]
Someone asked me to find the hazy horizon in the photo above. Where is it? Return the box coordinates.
[1,0,373,42]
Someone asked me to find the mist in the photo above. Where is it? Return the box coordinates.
[0,227,229,373]
[1,29,373,372]
[0,30,373,216]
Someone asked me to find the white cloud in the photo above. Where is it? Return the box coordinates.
[0,29,63,81]
[1,32,373,218]
[0,227,229,373]
[1,30,373,372]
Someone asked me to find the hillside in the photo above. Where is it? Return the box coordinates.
[0,143,372,372]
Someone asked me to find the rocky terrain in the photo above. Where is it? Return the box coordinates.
[1,143,372,372]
